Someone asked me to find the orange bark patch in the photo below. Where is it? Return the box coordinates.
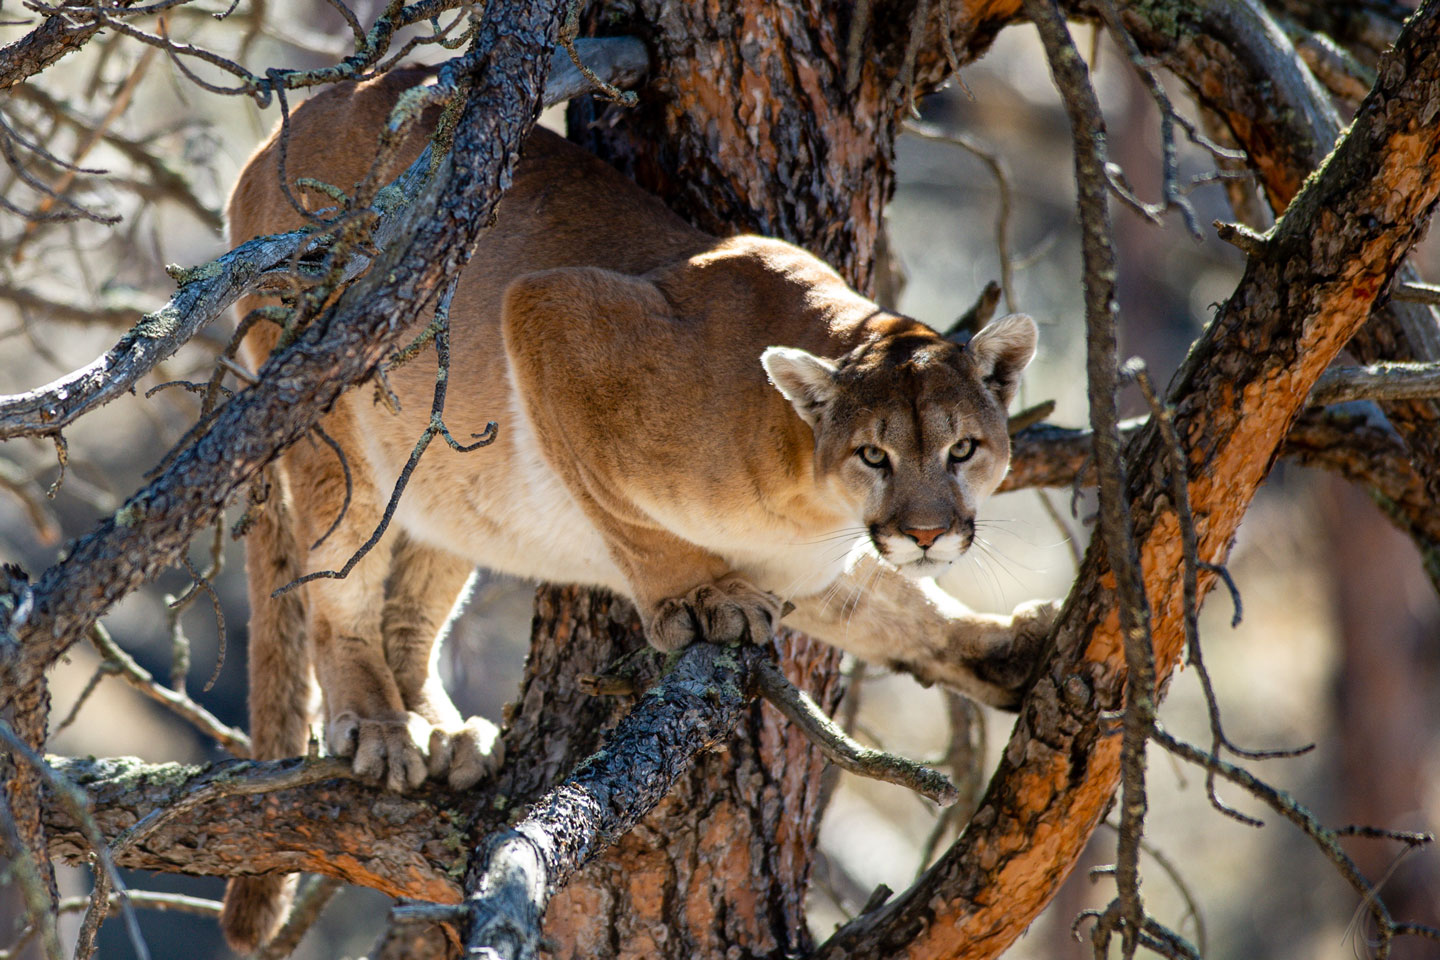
[964,0,1023,20]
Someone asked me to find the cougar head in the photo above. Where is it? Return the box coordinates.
[762,312,1037,577]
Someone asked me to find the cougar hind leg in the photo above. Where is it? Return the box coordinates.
[382,534,503,789]
[262,413,428,794]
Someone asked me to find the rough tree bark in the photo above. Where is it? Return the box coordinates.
[12,2,1440,959]
[1113,0,1440,569]
[455,2,1021,956]
[1,0,570,933]
[815,2,1440,955]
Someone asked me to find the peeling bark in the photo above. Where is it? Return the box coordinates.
[43,756,476,901]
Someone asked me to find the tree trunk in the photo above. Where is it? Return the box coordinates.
[504,2,1006,955]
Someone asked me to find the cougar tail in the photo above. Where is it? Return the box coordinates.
[221,468,314,954]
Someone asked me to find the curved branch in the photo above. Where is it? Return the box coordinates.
[0,0,573,897]
[1005,402,1440,570]
[40,641,775,959]
[815,3,1440,956]
[0,3,138,91]
[0,228,313,441]
[1117,0,1440,525]
[42,755,476,901]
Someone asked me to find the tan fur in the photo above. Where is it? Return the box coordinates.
[221,465,309,953]
[221,68,1053,950]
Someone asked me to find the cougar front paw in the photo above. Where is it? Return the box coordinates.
[427,716,505,790]
[648,575,785,651]
[971,598,1059,705]
[328,711,429,793]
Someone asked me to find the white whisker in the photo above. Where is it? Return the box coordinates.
[787,526,869,546]
[776,539,861,602]
[962,549,1006,609]
[973,535,1045,581]
[843,558,884,648]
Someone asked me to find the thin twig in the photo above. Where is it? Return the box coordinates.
[755,659,958,805]
[87,622,251,756]
[1153,725,1440,957]
[0,790,62,960]
[1310,361,1440,406]
[1099,819,1207,955]
[1131,363,1305,828]
[1093,0,1201,238]
[1023,4,1153,956]
[273,276,496,596]
[1393,281,1440,306]
[308,425,353,551]
[907,125,1016,311]
[0,720,150,960]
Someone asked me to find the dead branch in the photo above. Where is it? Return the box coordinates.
[0,0,573,926]
[1005,404,1440,592]
[1020,5,1152,954]
[1117,0,1440,527]
[0,35,648,444]
[1310,361,1440,406]
[41,754,474,900]
[84,622,251,756]
[1153,726,1440,957]
[754,659,958,806]
[0,1,139,91]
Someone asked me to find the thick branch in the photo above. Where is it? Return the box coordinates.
[816,4,1440,956]
[0,3,137,91]
[38,641,777,951]
[1007,401,1437,531]
[0,228,315,441]
[1,0,571,906]
[1117,0,1440,518]
[42,756,476,901]
[461,642,767,959]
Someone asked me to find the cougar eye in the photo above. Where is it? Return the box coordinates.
[948,438,978,464]
[857,445,889,469]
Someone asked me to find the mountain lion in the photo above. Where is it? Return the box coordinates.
[220,67,1053,950]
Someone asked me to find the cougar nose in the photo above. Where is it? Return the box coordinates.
[903,527,947,549]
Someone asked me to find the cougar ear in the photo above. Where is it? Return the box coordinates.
[968,313,1037,409]
[761,346,839,428]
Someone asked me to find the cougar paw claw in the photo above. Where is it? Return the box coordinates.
[427,716,505,790]
[649,576,785,651]
[328,711,429,793]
